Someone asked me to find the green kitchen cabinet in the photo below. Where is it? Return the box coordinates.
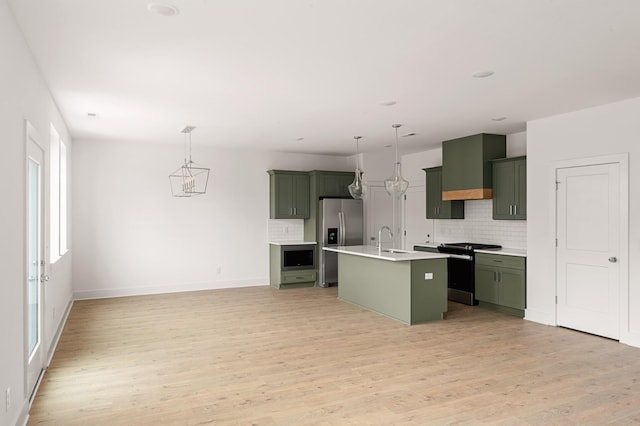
[492,156,526,220]
[475,253,526,317]
[423,167,464,219]
[268,170,310,219]
[441,133,506,200]
[312,170,355,198]
[303,170,355,242]
[269,244,316,289]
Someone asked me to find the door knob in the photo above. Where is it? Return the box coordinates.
[608,257,618,263]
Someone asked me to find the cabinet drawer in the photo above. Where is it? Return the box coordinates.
[475,253,525,270]
[281,270,316,284]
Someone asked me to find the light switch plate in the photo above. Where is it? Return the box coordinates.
[424,272,433,280]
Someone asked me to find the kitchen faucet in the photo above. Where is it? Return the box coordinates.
[378,226,393,256]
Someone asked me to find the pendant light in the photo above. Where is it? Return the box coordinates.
[384,124,409,197]
[348,136,367,199]
[169,126,210,197]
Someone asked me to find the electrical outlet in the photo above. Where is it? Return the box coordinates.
[6,387,10,411]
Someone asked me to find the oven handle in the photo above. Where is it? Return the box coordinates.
[447,254,473,261]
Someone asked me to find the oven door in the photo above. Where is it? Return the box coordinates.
[446,254,477,305]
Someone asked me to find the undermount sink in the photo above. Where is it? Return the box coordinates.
[381,248,414,254]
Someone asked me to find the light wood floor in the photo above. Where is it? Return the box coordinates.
[29,286,640,425]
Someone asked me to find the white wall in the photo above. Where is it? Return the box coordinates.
[71,140,351,298]
[527,97,640,348]
[0,2,74,425]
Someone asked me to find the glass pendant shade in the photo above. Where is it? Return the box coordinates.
[384,124,409,197]
[384,162,409,197]
[348,168,367,199]
[348,135,367,199]
[169,126,210,197]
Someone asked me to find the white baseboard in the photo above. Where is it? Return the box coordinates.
[73,278,269,300]
[47,298,73,366]
[620,332,640,349]
[15,399,29,426]
[524,308,556,326]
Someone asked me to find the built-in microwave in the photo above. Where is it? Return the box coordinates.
[281,245,316,270]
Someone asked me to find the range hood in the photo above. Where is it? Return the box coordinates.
[441,133,506,200]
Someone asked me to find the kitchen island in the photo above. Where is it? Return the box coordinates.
[323,246,448,325]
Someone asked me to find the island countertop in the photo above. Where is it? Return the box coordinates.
[323,245,449,262]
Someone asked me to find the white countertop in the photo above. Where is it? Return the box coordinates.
[475,247,527,257]
[324,245,449,262]
[269,241,316,245]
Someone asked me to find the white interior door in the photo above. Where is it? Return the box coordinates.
[402,185,433,249]
[26,121,46,399]
[556,162,620,339]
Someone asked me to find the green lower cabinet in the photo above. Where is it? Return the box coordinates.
[475,253,526,317]
[475,265,500,304]
[337,253,448,325]
[269,244,316,289]
[280,270,317,287]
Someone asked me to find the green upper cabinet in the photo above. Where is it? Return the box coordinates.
[492,156,526,220]
[303,170,355,243]
[268,170,310,219]
[423,167,464,219]
[312,170,354,198]
[441,133,506,200]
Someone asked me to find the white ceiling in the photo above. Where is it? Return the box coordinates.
[8,0,640,155]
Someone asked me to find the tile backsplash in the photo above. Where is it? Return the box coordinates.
[434,199,527,249]
[268,219,305,241]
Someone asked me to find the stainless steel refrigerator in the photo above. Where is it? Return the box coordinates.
[318,198,364,287]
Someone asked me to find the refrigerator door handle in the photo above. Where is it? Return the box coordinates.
[339,212,345,246]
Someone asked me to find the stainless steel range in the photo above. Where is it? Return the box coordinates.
[414,242,501,305]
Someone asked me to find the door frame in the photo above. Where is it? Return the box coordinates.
[553,153,629,340]
[401,184,433,250]
[25,120,47,402]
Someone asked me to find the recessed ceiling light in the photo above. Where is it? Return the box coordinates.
[401,132,417,137]
[491,116,507,121]
[87,112,99,119]
[296,137,305,141]
[384,144,393,148]
[379,100,397,106]
[472,70,494,78]
[147,2,180,17]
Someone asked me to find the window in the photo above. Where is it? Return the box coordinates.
[50,124,68,262]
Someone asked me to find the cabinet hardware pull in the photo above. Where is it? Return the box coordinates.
[514,205,517,215]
